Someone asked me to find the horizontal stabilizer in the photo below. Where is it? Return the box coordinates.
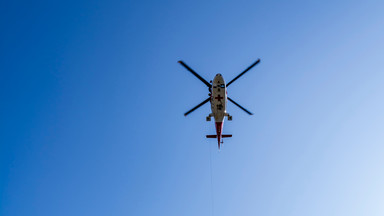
[206,134,232,138]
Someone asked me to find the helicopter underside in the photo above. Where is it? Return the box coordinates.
[178,59,260,149]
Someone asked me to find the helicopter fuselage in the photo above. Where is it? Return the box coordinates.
[207,74,231,149]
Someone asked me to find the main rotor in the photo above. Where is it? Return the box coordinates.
[178,59,260,116]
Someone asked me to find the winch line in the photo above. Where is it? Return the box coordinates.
[209,143,214,216]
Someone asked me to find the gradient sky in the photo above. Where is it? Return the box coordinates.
[1,0,384,215]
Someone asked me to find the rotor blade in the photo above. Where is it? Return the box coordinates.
[184,98,211,116]
[178,61,211,87]
[226,59,260,87]
[227,97,253,115]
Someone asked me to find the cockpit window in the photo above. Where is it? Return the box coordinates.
[219,84,225,88]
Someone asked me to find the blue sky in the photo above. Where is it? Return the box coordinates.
[1,0,384,215]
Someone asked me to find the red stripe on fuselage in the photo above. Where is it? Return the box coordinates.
[215,122,223,149]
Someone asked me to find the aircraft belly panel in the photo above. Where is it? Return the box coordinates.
[211,75,227,123]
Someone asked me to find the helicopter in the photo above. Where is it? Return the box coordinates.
[179,59,260,149]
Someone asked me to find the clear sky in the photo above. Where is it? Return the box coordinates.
[1,0,384,215]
